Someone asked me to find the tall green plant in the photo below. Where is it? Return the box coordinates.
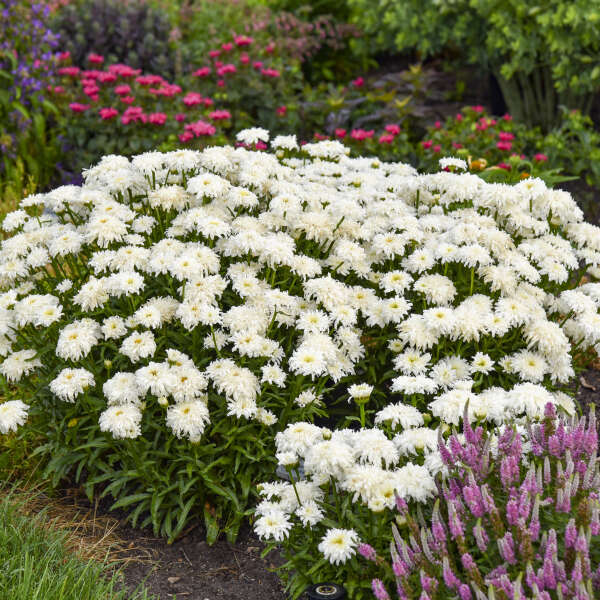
[347,0,600,130]
[0,53,61,213]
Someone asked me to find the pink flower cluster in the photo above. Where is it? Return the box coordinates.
[192,34,283,89]
[54,53,232,142]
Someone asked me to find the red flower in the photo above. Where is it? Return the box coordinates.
[179,132,194,143]
[421,140,433,149]
[497,162,511,170]
[264,42,275,54]
[98,72,117,83]
[184,120,216,136]
[456,113,463,121]
[276,105,287,116]
[335,128,346,138]
[352,76,364,88]
[496,141,512,151]
[379,133,394,144]
[384,124,401,135]
[534,153,548,162]
[240,53,250,65]
[57,51,71,61]
[87,53,104,64]
[252,61,264,70]
[83,85,99,97]
[192,67,211,77]
[183,92,203,107]
[217,64,236,76]
[503,113,512,121]
[120,96,135,104]
[217,79,225,87]
[433,144,441,153]
[121,106,145,124]
[209,110,231,120]
[69,103,89,112]
[108,64,141,77]
[452,142,463,149]
[314,133,329,140]
[99,107,118,120]
[471,105,484,113]
[261,67,280,78]
[221,42,233,52]
[209,50,221,58]
[498,132,514,141]
[136,75,164,86]
[148,112,167,125]
[175,113,187,122]
[234,35,253,47]
[150,84,182,97]
[52,85,65,94]
[203,97,214,107]
[114,84,131,96]
[256,140,268,149]
[58,66,80,76]
[350,129,374,141]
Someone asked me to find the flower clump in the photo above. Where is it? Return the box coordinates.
[0,134,599,542]
[367,403,600,600]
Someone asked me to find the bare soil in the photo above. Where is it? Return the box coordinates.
[115,522,285,600]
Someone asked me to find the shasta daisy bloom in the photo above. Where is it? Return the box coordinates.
[166,398,210,442]
[103,372,142,405]
[254,509,292,541]
[395,463,437,502]
[101,316,128,339]
[135,362,176,397]
[374,403,424,430]
[289,346,327,378]
[99,404,142,439]
[260,364,287,387]
[50,368,95,402]
[296,500,324,527]
[471,352,495,374]
[56,280,73,293]
[318,528,359,565]
[120,331,157,363]
[348,383,373,401]
[0,400,29,433]
[394,427,438,455]
[0,349,42,382]
[236,127,270,145]
[255,407,278,426]
[393,350,431,375]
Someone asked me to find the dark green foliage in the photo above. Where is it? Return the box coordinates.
[51,0,181,78]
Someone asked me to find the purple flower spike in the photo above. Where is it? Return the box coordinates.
[358,543,377,561]
[371,579,391,600]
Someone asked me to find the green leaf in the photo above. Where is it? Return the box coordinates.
[110,492,151,511]
[203,504,220,545]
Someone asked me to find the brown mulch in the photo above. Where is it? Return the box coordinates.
[55,486,286,600]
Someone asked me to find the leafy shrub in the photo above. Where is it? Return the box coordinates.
[347,0,600,129]
[51,0,179,79]
[0,0,63,206]
[413,106,573,187]
[1,136,599,551]
[184,34,305,135]
[367,403,600,599]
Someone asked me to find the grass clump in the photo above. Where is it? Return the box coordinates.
[0,487,155,600]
